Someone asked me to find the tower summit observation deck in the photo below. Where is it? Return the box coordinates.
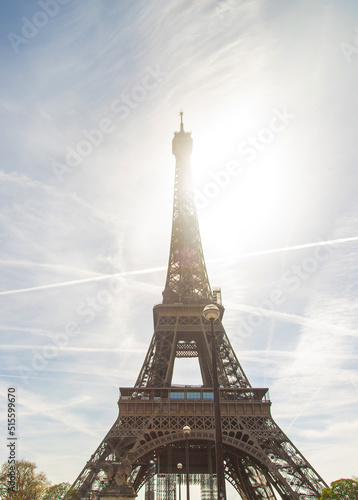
[69,114,327,500]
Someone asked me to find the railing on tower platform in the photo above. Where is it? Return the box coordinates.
[118,387,269,402]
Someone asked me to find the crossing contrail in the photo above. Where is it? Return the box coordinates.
[0,266,166,296]
[209,235,358,262]
[0,235,357,297]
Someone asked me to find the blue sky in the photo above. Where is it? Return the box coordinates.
[1,0,358,497]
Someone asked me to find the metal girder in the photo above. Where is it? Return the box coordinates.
[69,392,326,499]
[162,124,212,305]
[68,117,327,499]
[135,305,251,389]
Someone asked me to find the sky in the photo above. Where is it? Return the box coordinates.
[1,0,358,497]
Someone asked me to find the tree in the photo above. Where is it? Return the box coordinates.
[43,482,71,500]
[320,478,358,500]
[0,460,49,499]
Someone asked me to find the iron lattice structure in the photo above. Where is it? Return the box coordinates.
[69,115,327,499]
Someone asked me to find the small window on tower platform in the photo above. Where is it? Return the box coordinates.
[187,392,201,400]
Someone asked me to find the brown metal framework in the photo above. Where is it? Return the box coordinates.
[69,115,327,499]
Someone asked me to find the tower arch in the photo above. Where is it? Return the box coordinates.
[69,115,327,499]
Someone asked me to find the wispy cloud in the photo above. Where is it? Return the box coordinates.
[0,345,146,353]
[1,0,358,492]
[2,235,357,296]
[0,267,165,296]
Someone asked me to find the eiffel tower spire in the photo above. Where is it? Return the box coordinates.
[163,111,212,305]
[69,117,328,500]
[135,112,250,389]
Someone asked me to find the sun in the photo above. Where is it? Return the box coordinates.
[196,143,298,259]
[191,102,265,182]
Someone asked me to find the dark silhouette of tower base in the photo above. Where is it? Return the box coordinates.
[69,114,327,499]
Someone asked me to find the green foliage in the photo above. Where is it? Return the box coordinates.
[0,460,71,500]
[320,478,358,500]
[0,459,50,500]
[43,482,71,500]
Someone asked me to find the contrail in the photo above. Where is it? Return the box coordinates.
[230,302,358,338]
[239,349,358,362]
[0,258,105,276]
[209,235,358,263]
[0,266,166,296]
[1,235,357,297]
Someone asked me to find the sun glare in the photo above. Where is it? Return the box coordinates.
[190,99,303,257]
[198,139,297,259]
[191,102,265,181]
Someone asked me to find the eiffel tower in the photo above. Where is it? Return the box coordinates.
[69,114,328,499]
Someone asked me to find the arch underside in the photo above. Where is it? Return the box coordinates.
[70,415,325,500]
[127,415,325,500]
[132,438,278,500]
[130,432,289,500]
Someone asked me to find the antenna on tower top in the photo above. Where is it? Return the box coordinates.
[180,110,184,132]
